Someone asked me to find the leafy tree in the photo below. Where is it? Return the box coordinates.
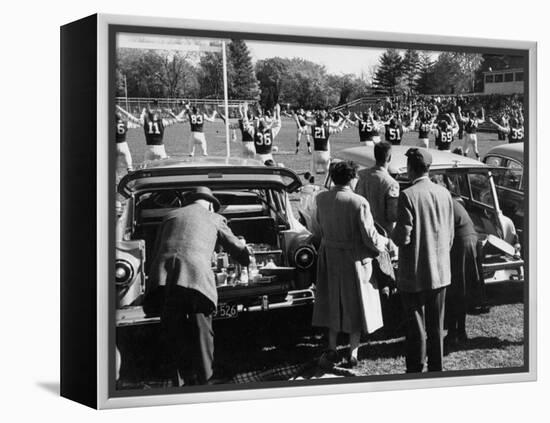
[282,58,332,108]
[117,49,199,98]
[429,52,483,94]
[327,74,371,105]
[401,49,421,93]
[450,52,484,93]
[227,40,259,100]
[416,52,435,94]
[197,52,227,98]
[373,49,404,95]
[255,57,290,109]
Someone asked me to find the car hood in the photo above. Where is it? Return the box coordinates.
[118,163,303,197]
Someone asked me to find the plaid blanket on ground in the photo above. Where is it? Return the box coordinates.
[231,363,306,384]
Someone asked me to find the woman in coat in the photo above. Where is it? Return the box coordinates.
[310,161,388,367]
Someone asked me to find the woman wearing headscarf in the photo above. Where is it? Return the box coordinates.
[310,161,388,368]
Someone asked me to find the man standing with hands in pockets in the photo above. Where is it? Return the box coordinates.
[392,148,454,373]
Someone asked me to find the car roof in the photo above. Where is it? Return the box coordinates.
[136,155,266,169]
[484,142,524,164]
[118,156,302,198]
[336,145,487,174]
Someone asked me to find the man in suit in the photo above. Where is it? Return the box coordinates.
[145,187,250,385]
[355,141,399,235]
[392,148,454,373]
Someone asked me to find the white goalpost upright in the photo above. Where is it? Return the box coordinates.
[221,41,231,158]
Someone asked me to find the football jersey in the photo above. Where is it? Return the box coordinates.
[239,119,254,142]
[116,118,128,144]
[189,113,205,132]
[385,125,403,145]
[143,115,165,146]
[418,122,432,139]
[465,119,478,134]
[254,127,274,154]
[508,126,525,143]
[312,123,330,151]
[358,119,376,142]
[435,128,454,150]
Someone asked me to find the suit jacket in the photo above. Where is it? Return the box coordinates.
[355,166,399,235]
[392,177,454,293]
[147,203,250,307]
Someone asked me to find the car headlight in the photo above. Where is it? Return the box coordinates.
[293,245,316,270]
[115,259,134,286]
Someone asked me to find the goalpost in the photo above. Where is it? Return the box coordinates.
[117,33,232,157]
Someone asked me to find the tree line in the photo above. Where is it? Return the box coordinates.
[116,40,523,108]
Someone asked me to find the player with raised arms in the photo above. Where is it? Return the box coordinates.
[288,108,311,154]
[489,111,525,144]
[457,106,485,159]
[242,103,282,164]
[384,111,417,145]
[180,102,218,157]
[434,113,460,152]
[117,100,179,162]
[304,111,347,176]
[115,106,139,172]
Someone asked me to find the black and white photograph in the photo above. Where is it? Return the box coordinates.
[111,27,529,395]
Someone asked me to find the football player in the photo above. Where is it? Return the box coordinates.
[434,114,460,151]
[304,112,347,176]
[458,106,485,159]
[348,110,384,146]
[237,102,256,158]
[489,113,525,144]
[242,104,282,164]
[117,100,178,162]
[115,106,138,172]
[181,103,218,157]
[384,112,417,145]
[293,108,312,154]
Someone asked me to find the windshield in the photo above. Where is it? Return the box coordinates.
[135,188,289,224]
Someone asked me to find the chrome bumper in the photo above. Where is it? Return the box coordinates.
[116,288,315,327]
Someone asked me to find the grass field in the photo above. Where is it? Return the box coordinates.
[120,116,509,177]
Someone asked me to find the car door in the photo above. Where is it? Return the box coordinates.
[485,156,524,238]
[430,169,505,241]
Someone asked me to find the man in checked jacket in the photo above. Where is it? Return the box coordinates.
[145,186,250,386]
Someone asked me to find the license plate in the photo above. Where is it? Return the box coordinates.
[213,303,238,320]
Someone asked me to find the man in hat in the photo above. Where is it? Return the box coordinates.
[145,186,251,385]
[392,148,454,373]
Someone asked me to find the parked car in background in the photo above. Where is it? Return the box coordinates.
[115,156,317,327]
[299,145,524,284]
[483,142,524,238]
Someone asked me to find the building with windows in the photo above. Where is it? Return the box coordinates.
[483,68,524,95]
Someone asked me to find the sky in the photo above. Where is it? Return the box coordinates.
[117,33,439,78]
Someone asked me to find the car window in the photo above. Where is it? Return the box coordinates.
[485,156,503,167]
[500,161,523,190]
[430,171,469,199]
[469,173,495,207]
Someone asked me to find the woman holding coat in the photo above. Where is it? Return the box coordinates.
[310,161,388,367]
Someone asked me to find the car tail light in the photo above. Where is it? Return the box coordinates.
[294,245,315,270]
[115,259,134,286]
[116,240,145,307]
